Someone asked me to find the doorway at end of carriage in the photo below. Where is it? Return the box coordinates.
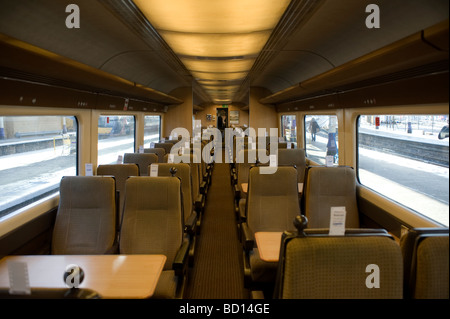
[216,107,228,142]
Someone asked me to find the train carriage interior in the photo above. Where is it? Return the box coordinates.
[0,0,448,308]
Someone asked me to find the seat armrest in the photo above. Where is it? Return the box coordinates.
[194,195,204,213]
[232,172,237,185]
[173,240,190,277]
[200,181,207,195]
[184,212,197,235]
[234,184,240,201]
[239,199,246,223]
[241,222,254,252]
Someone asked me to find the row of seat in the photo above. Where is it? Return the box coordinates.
[237,162,449,299]
[51,174,194,298]
[274,218,449,299]
[153,138,214,187]
[114,152,208,223]
[52,142,216,299]
[224,134,292,154]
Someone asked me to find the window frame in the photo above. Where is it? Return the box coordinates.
[354,110,449,228]
[0,112,80,223]
[280,114,297,147]
[96,114,137,166]
[303,114,340,165]
[144,114,162,147]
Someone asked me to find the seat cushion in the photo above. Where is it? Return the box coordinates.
[249,248,278,283]
[282,236,403,299]
[414,236,449,299]
[152,270,177,299]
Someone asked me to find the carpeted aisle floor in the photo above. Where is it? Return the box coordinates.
[184,161,249,299]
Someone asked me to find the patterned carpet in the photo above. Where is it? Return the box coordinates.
[184,162,249,299]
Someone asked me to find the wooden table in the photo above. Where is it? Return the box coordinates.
[241,183,303,193]
[255,232,283,262]
[0,254,166,299]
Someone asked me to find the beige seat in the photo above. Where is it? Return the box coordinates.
[161,139,179,144]
[154,142,174,155]
[123,153,158,175]
[233,149,255,217]
[241,166,300,291]
[148,163,197,266]
[187,154,206,231]
[275,142,288,149]
[274,224,403,299]
[200,139,213,187]
[52,176,117,255]
[229,135,249,186]
[144,147,166,162]
[119,176,189,299]
[302,166,360,228]
[278,149,306,183]
[400,228,449,299]
[234,149,270,224]
[96,163,139,221]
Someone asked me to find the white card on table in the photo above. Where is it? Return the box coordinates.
[150,164,159,177]
[8,261,30,295]
[85,163,93,176]
[329,206,346,236]
[326,155,334,167]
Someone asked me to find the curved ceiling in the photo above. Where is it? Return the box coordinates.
[0,0,190,97]
[249,0,449,97]
[0,0,448,106]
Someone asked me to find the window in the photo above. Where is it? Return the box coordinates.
[0,116,78,219]
[98,115,135,165]
[357,114,449,226]
[304,115,338,165]
[281,115,297,148]
[144,115,161,147]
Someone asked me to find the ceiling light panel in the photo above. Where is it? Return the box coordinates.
[133,0,291,103]
[133,0,290,34]
[192,72,247,81]
[181,58,256,74]
[158,30,271,58]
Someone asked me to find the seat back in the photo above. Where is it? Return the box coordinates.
[302,166,359,228]
[236,149,256,198]
[97,164,139,220]
[247,166,300,233]
[154,143,174,155]
[144,148,166,162]
[278,149,306,183]
[187,154,202,207]
[123,153,158,175]
[149,163,193,225]
[161,139,179,144]
[400,228,449,299]
[119,177,183,269]
[52,176,116,255]
[277,233,403,299]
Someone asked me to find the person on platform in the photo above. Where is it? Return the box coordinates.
[309,118,319,141]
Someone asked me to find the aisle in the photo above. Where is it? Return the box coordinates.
[184,162,249,299]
